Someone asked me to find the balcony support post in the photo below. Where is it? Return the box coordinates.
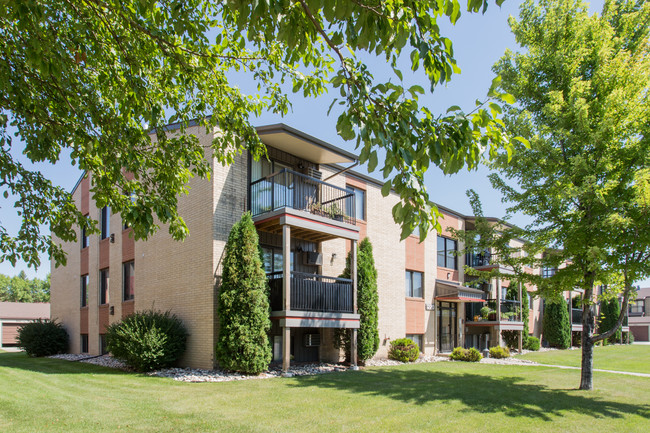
[282,223,291,375]
[350,240,358,369]
[518,282,524,353]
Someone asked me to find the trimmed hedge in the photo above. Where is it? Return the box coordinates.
[450,347,482,362]
[489,346,510,359]
[17,319,68,357]
[106,310,188,372]
[388,338,419,362]
[542,297,571,349]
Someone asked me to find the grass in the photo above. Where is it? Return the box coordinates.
[517,344,650,374]
[1,353,649,432]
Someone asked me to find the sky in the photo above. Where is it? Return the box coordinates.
[6,0,644,286]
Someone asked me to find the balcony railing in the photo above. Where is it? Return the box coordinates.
[465,299,522,322]
[268,271,353,313]
[466,252,491,268]
[250,169,356,225]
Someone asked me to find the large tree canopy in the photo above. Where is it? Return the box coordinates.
[0,0,514,269]
[489,0,650,390]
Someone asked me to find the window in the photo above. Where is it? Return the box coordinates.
[81,225,89,249]
[80,334,88,353]
[437,236,457,269]
[405,271,423,298]
[629,300,644,316]
[261,246,294,274]
[347,186,365,220]
[541,267,557,278]
[80,274,88,307]
[99,268,109,305]
[99,334,108,355]
[528,293,533,310]
[123,261,134,301]
[100,206,110,239]
[406,334,423,353]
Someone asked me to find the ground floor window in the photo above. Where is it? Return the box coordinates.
[406,334,423,353]
[80,334,88,353]
[99,334,108,355]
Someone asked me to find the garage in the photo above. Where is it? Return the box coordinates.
[1,322,22,346]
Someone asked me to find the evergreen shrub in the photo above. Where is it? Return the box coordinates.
[489,346,510,359]
[598,297,622,344]
[542,297,571,349]
[216,212,271,374]
[17,319,68,357]
[450,347,482,362]
[388,338,419,362]
[524,336,540,351]
[106,310,187,372]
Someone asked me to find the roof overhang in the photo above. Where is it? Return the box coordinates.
[257,124,357,165]
[435,280,486,303]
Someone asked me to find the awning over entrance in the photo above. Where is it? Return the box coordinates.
[435,280,486,302]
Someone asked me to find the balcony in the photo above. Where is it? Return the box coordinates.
[466,252,492,268]
[268,271,353,314]
[466,299,523,330]
[571,308,582,325]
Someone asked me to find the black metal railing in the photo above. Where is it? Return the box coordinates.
[466,251,491,267]
[629,303,644,316]
[571,308,582,325]
[465,299,522,322]
[250,169,356,225]
[268,271,353,313]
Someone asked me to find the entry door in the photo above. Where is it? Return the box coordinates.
[438,302,457,352]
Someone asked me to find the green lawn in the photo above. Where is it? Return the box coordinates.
[0,353,648,433]
[517,345,650,374]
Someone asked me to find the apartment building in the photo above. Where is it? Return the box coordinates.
[629,287,650,341]
[51,123,529,370]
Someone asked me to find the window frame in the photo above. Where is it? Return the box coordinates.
[122,261,134,301]
[80,274,89,307]
[406,334,423,353]
[80,334,89,353]
[347,186,366,221]
[81,225,89,249]
[100,206,110,239]
[437,236,458,270]
[99,268,109,305]
[405,270,424,298]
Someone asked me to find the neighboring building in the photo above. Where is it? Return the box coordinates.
[51,123,532,370]
[629,287,650,342]
[0,302,50,348]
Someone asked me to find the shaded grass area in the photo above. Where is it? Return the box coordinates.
[0,352,649,432]
[517,345,650,374]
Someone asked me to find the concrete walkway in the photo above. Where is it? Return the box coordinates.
[533,363,650,378]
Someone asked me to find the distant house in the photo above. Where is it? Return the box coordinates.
[629,287,650,342]
[0,302,50,349]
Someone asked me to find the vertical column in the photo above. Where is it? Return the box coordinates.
[495,277,501,347]
[518,282,524,353]
[350,239,358,369]
[282,224,291,375]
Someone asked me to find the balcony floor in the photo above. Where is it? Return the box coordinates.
[270,310,360,329]
[466,320,524,331]
[254,207,359,242]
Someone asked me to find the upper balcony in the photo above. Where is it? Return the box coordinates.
[251,168,359,242]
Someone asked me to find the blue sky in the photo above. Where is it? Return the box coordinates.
[7,0,644,286]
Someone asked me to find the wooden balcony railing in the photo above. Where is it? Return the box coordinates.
[268,271,353,313]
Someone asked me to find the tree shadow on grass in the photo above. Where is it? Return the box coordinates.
[289,365,650,422]
[0,352,125,376]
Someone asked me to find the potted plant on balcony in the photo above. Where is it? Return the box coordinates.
[480,306,491,321]
[328,203,345,222]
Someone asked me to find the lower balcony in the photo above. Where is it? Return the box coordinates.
[466,299,524,330]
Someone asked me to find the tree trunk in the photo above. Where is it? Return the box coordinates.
[579,285,595,390]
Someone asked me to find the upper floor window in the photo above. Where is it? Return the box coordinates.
[100,206,110,239]
[123,261,134,301]
[347,186,366,220]
[80,274,88,307]
[541,267,557,278]
[437,236,457,270]
[405,270,423,298]
[81,225,89,249]
[99,268,109,305]
[629,299,644,316]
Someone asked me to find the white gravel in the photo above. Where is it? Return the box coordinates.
[48,354,130,370]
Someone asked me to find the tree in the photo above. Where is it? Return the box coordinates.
[490,0,650,389]
[334,238,380,362]
[0,271,50,302]
[0,0,516,270]
[542,296,571,349]
[216,212,271,374]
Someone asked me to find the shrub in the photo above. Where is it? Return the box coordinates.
[571,331,582,347]
[480,306,491,319]
[449,346,482,362]
[106,310,188,372]
[501,330,519,350]
[17,319,68,357]
[216,213,271,374]
[388,338,419,362]
[489,346,510,359]
[542,297,571,349]
[598,297,622,344]
[524,336,540,351]
[334,238,380,362]
[626,331,634,344]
